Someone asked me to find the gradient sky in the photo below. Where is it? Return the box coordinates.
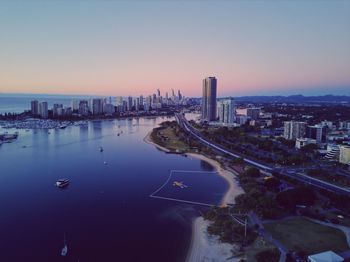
[0,0,350,97]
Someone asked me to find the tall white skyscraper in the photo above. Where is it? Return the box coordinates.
[218,97,236,124]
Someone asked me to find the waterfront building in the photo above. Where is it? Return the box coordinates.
[78,100,89,116]
[92,98,103,115]
[116,96,124,106]
[39,102,48,118]
[339,145,350,165]
[284,121,306,140]
[139,95,144,108]
[53,104,63,117]
[201,76,217,122]
[71,100,80,111]
[145,96,152,111]
[31,100,39,115]
[217,97,236,124]
[127,96,133,111]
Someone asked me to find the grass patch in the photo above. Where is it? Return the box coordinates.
[150,124,190,152]
[264,218,349,255]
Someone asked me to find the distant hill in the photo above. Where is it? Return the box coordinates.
[233,95,350,103]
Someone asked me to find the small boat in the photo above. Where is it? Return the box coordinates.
[56,179,70,188]
[104,161,108,165]
[99,147,104,152]
[61,233,68,256]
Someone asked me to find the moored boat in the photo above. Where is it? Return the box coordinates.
[56,179,70,188]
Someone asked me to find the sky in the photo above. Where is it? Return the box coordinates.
[0,0,349,97]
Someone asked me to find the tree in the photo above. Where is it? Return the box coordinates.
[245,167,260,177]
[264,177,281,191]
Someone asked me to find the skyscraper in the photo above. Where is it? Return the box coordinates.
[31,100,39,115]
[284,121,306,140]
[79,100,89,116]
[39,102,48,118]
[127,96,133,111]
[201,77,217,121]
[218,97,236,124]
[92,99,103,115]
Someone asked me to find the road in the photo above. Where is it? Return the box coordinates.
[175,113,350,196]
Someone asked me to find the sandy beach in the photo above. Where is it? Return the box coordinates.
[185,152,243,206]
[185,153,243,262]
[145,133,244,262]
[186,217,240,262]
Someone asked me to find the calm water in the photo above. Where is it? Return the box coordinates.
[0,116,228,261]
[0,93,105,114]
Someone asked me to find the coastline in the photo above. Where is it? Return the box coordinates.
[186,217,239,262]
[185,152,243,206]
[185,153,243,262]
[143,130,171,153]
[144,130,244,262]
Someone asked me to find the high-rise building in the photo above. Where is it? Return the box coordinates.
[71,100,80,111]
[31,100,39,115]
[92,99,103,115]
[79,100,89,116]
[139,95,144,107]
[201,77,217,121]
[127,96,133,111]
[116,96,124,106]
[157,89,160,97]
[39,102,48,118]
[306,125,326,143]
[218,97,236,124]
[53,104,63,117]
[284,121,306,140]
[339,145,350,165]
[178,90,182,100]
[145,96,152,111]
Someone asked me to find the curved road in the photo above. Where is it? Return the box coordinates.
[175,113,350,196]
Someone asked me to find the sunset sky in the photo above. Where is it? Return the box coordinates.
[0,1,349,97]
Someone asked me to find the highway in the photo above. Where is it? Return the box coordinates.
[175,113,350,196]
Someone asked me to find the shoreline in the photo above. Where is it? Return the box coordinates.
[144,130,244,262]
[185,153,243,262]
[185,152,243,206]
[143,130,171,153]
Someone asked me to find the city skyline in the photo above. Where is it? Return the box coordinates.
[0,1,349,97]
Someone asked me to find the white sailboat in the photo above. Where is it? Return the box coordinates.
[61,233,68,256]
